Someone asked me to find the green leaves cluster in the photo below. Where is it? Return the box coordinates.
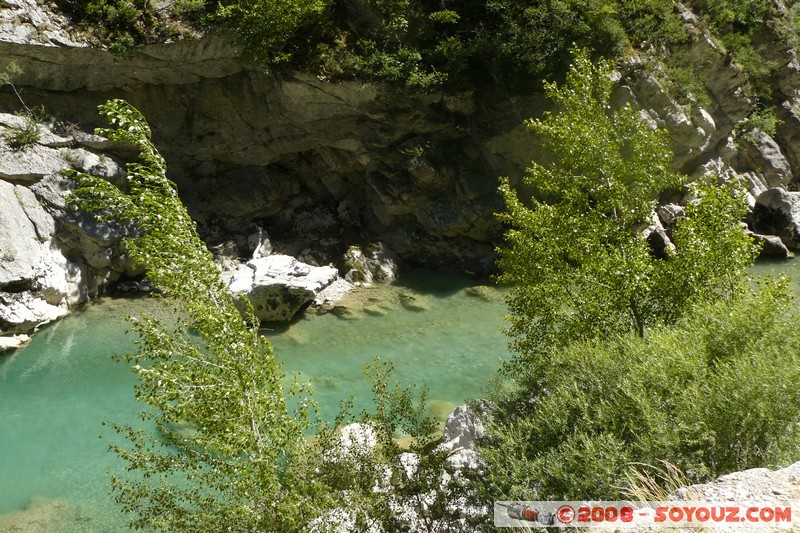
[54,0,688,92]
[704,0,776,99]
[213,0,331,66]
[478,279,800,501]
[496,51,758,367]
[315,0,687,91]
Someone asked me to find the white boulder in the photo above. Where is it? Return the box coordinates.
[439,404,487,472]
[0,292,67,333]
[0,333,30,352]
[226,254,338,321]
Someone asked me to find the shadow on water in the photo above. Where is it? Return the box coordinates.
[392,267,493,298]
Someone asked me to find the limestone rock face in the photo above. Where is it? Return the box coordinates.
[737,130,793,189]
[0,178,71,335]
[752,188,800,250]
[673,460,800,503]
[0,0,81,47]
[0,117,136,346]
[226,255,339,321]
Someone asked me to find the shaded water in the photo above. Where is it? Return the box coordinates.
[0,270,509,531]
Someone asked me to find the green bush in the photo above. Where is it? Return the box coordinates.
[6,106,49,150]
[57,0,156,42]
[476,279,800,501]
[703,0,775,100]
[736,105,782,146]
[212,0,332,66]
[496,50,758,367]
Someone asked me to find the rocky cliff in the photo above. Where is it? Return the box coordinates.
[1,0,799,345]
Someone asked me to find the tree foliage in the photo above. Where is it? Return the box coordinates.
[495,50,759,369]
[54,0,687,91]
[68,99,464,532]
[476,279,800,501]
[68,99,311,531]
[212,0,331,66]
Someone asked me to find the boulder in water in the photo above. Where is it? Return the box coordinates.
[225,254,339,322]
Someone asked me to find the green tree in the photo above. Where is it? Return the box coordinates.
[68,99,462,532]
[69,99,312,531]
[496,49,759,370]
[477,278,800,501]
[474,47,775,512]
[213,0,331,66]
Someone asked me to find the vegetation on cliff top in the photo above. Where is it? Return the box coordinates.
[54,0,790,105]
[54,0,686,90]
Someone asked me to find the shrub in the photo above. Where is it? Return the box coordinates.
[703,0,775,100]
[6,106,49,150]
[54,0,690,93]
[496,50,758,368]
[212,0,332,66]
[476,278,800,502]
[736,105,782,146]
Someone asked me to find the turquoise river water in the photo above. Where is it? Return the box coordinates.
[0,270,509,531]
[2,261,799,531]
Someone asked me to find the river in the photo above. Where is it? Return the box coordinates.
[0,269,509,531]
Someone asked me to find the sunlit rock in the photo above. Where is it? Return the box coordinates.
[226,254,339,322]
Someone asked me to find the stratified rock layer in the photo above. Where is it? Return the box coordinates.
[1,1,796,275]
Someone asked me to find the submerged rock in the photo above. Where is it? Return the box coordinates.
[464,285,497,301]
[398,291,432,312]
[225,254,339,322]
[0,496,80,533]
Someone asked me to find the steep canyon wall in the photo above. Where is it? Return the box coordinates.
[1,0,800,344]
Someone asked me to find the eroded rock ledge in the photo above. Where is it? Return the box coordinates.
[0,1,796,279]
